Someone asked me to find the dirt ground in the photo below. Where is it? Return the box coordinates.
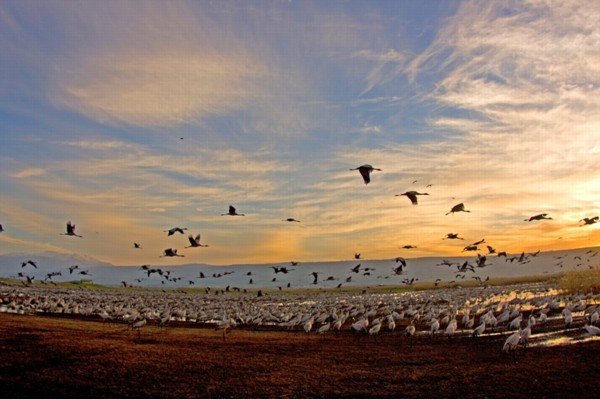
[1,313,599,399]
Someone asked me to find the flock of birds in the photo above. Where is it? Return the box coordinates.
[1,279,599,357]
[1,164,600,357]
[2,163,599,291]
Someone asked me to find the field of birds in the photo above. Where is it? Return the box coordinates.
[1,270,600,398]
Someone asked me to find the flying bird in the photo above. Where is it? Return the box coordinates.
[349,164,381,184]
[133,243,142,249]
[164,227,188,236]
[282,218,301,223]
[21,260,38,269]
[524,213,552,222]
[444,233,464,240]
[160,248,184,257]
[68,265,80,274]
[580,216,599,225]
[401,245,417,249]
[186,234,209,248]
[396,191,429,205]
[446,203,470,215]
[222,205,245,216]
[61,221,82,237]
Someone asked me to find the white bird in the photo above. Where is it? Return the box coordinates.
[317,322,331,334]
[350,164,382,185]
[132,318,147,339]
[583,324,600,336]
[368,322,382,337]
[303,316,314,333]
[503,330,521,354]
[446,318,457,340]
[430,318,440,337]
[472,321,486,337]
[405,322,416,338]
[186,234,209,248]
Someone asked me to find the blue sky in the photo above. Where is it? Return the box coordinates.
[1,0,599,266]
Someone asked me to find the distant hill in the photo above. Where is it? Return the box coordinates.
[0,247,598,289]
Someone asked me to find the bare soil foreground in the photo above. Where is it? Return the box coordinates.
[1,313,599,399]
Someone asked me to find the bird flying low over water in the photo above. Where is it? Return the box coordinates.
[222,205,245,216]
[61,221,82,237]
[164,227,188,236]
[525,213,552,222]
[580,216,599,225]
[186,234,208,248]
[350,164,381,184]
[396,191,429,205]
[161,248,184,257]
[446,203,470,215]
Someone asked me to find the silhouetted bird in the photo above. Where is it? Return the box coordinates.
[350,164,381,184]
[580,216,599,225]
[62,221,82,237]
[444,233,464,240]
[396,191,429,205]
[164,227,188,236]
[524,213,552,222]
[446,203,470,215]
[21,260,37,269]
[133,242,142,249]
[161,248,184,257]
[282,218,301,222]
[222,205,245,216]
[186,234,209,248]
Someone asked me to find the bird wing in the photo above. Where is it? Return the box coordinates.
[359,167,370,184]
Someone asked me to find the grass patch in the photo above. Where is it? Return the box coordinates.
[558,267,600,294]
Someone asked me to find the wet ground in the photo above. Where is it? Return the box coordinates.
[1,312,599,399]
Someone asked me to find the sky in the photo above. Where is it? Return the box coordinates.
[1,0,599,267]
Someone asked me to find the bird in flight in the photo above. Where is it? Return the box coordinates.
[68,265,80,274]
[186,234,209,248]
[61,221,82,237]
[222,205,245,216]
[524,213,552,222]
[133,242,142,249]
[282,218,301,223]
[350,164,381,184]
[396,191,429,205]
[443,233,464,240]
[160,248,184,257]
[446,203,470,215]
[164,227,188,236]
[401,245,417,249]
[21,260,38,269]
[580,216,599,225]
